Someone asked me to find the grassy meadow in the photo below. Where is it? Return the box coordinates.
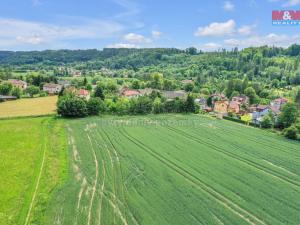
[44,115,300,225]
[0,96,57,118]
[0,117,67,225]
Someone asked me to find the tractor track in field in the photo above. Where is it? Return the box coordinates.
[216,121,300,152]
[87,131,99,225]
[98,160,106,225]
[96,129,123,225]
[164,125,300,189]
[203,125,300,160]
[102,129,140,225]
[120,128,267,225]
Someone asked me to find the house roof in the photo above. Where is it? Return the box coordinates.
[8,79,26,85]
[229,101,240,108]
[0,95,17,99]
[162,90,187,99]
[215,100,229,105]
[77,89,90,96]
[43,83,62,88]
[122,89,140,97]
[272,97,288,103]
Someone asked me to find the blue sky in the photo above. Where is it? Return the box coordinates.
[0,0,300,50]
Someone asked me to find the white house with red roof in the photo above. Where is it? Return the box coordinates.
[77,89,90,100]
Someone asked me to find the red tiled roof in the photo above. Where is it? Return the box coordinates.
[77,89,90,96]
[123,90,140,97]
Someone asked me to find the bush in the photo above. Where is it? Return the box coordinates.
[11,87,22,99]
[261,115,273,128]
[87,98,104,115]
[57,97,88,117]
[283,126,298,140]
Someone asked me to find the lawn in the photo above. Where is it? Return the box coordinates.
[0,96,58,118]
[45,114,300,225]
[0,117,67,225]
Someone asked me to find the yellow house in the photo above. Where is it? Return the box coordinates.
[214,100,229,115]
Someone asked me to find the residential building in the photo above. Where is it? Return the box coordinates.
[251,105,271,124]
[195,97,207,110]
[121,89,141,98]
[7,79,27,90]
[162,90,187,100]
[270,97,288,111]
[43,83,62,94]
[228,95,249,114]
[214,100,229,115]
[58,80,71,88]
[77,89,90,100]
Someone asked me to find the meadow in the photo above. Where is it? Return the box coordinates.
[0,117,67,225]
[0,96,57,118]
[45,114,300,225]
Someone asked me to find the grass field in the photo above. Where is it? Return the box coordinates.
[0,117,67,225]
[45,114,300,225]
[0,96,58,118]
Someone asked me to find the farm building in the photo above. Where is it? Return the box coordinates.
[7,79,27,90]
[0,95,17,101]
[43,83,63,95]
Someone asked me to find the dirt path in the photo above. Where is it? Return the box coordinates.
[24,125,47,225]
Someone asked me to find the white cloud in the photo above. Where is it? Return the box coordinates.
[106,43,138,48]
[223,1,235,11]
[152,30,162,38]
[0,18,124,49]
[202,42,222,51]
[224,33,300,48]
[283,0,300,6]
[238,25,256,36]
[123,33,151,43]
[195,19,236,37]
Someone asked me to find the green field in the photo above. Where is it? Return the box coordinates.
[44,115,300,225]
[0,117,67,225]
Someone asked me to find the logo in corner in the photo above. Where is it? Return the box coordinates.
[272,10,300,25]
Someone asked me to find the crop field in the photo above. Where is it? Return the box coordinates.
[0,96,58,118]
[46,114,300,225]
[0,117,67,225]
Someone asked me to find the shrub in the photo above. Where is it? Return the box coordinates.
[87,98,104,115]
[283,126,298,140]
[57,97,88,117]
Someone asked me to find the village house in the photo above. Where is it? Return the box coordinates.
[58,80,71,88]
[195,97,207,110]
[72,71,82,77]
[162,90,187,101]
[211,93,227,106]
[7,79,27,90]
[270,97,288,111]
[250,105,271,124]
[77,89,90,100]
[214,100,229,116]
[121,89,141,98]
[228,95,249,114]
[43,83,62,95]
[228,101,240,114]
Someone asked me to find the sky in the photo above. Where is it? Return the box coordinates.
[0,0,300,51]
